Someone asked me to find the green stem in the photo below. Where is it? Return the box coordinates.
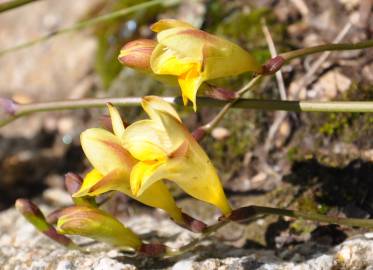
[280,40,373,62]
[0,0,180,57]
[202,75,263,132]
[168,204,373,257]
[1,96,372,128]
[0,0,40,13]
[234,205,373,229]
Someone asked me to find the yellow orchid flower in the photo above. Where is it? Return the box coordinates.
[150,19,261,110]
[74,104,183,224]
[118,19,261,110]
[125,96,232,216]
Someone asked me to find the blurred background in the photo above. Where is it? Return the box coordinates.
[0,0,372,253]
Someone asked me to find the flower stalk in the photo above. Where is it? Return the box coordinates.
[0,0,181,57]
[1,96,372,128]
[0,0,40,13]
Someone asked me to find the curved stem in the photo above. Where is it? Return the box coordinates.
[201,75,263,132]
[1,96,372,128]
[0,0,40,13]
[0,0,180,57]
[230,205,373,229]
[280,40,373,62]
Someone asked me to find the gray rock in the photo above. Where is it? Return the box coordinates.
[2,206,373,269]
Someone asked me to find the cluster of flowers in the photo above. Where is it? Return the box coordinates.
[16,19,261,255]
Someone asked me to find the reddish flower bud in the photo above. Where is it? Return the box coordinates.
[118,39,157,71]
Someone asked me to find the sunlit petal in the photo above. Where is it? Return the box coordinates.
[151,19,193,33]
[141,96,181,123]
[81,128,136,175]
[122,120,171,160]
[107,103,125,138]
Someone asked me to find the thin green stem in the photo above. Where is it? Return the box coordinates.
[280,40,373,62]
[165,220,229,257]
[1,96,372,128]
[167,204,373,257]
[0,0,40,13]
[201,75,263,132]
[233,205,373,229]
[0,0,180,57]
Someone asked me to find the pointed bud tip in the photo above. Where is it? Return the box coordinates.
[15,198,43,217]
[139,243,166,257]
[181,213,207,233]
[0,97,17,116]
[64,173,83,195]
[118,39,157,71]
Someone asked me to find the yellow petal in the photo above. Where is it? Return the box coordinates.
[86,167,183,224]
[81,128,136,175]
[201,42,261,79]
[142,96,181,123]
[178,65,204,110]
[150,44,197,76]
[131,156,231,215]
[151,19,193,33]
[72,169,103,197]
[156,28,205,61]
[107,103,125,138]
[122,120,171,161]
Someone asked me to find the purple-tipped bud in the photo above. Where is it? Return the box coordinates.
[57,206,142,250]
[192,127,206,141]
[65,173,96,207]
[181,213,207,233]
[0,97,17,116]
[15,199,77,249]
[261,56,285,75]
[205,85,237,101]
[65,173,83,195]
[139,243,166,257]
[118,39,157,71]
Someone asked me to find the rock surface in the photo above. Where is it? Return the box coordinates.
[1,206,373,270]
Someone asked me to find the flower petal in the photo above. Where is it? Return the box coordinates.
[134,156,231,215]
[122,120,171,160]
[150,44,197,76]
[201,42,261,79]
[178,66,204,110]
[86,167,183,223]
[72,169,103,197]
[151,19,193,33]
[107,103,125,138]
[142,96,181,123]
[81,128,135,175]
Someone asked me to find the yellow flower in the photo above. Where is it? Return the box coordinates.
[73,104,183,224]
[150,19,261,110]
[126,96,232,216]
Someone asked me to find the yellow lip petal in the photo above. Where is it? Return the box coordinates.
[150,19,193,33]
[72,169,103,197]
[177,66,204,110]
[81,128,136,175]
[107,103,125,138]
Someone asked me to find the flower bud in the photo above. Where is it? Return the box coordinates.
[15,199,77,248]
[65,173,96,207]
[57,206,142,250]
[118,39,157,72]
